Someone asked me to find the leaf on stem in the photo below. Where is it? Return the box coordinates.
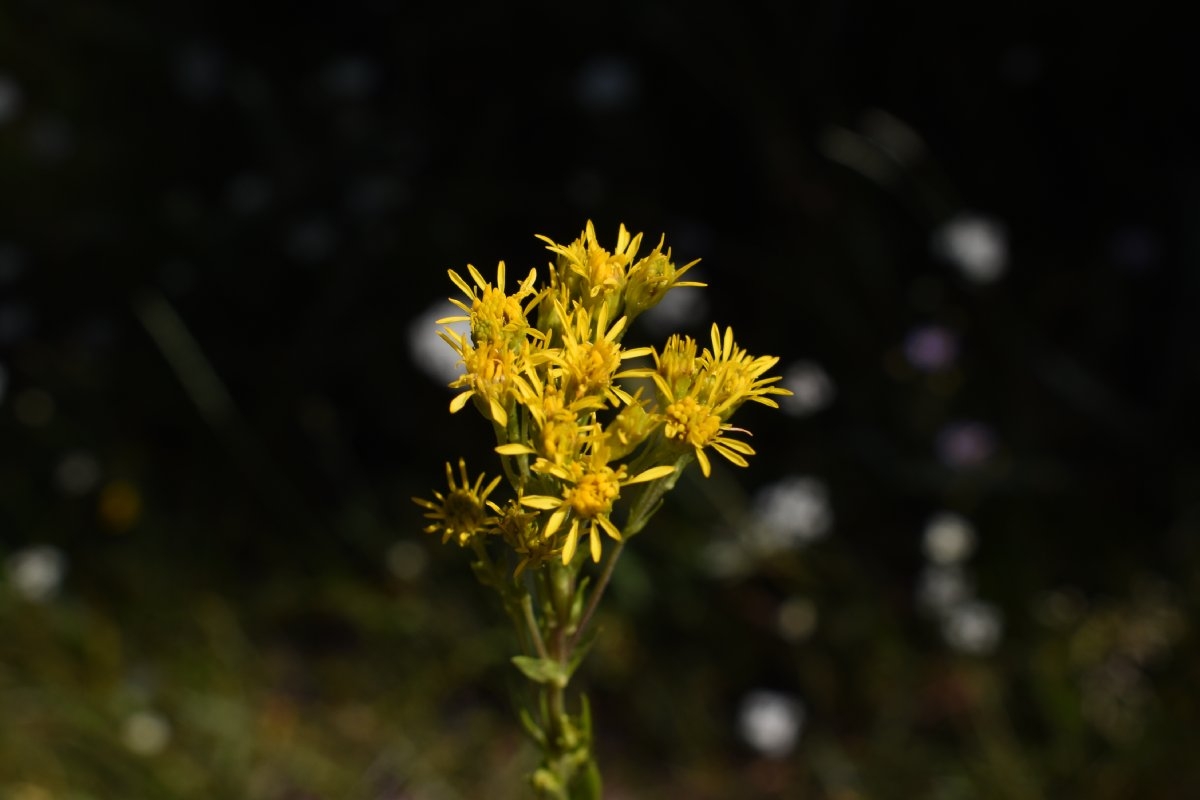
[512,655,569,688]
[518,707,547,747]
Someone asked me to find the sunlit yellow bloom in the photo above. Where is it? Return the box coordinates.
[440,261,542,346]
[652,333,700,401]
[413,460,503,546]
[662,395,756,478]
[520,448,675,564]
[443,333,540,426]
[624,234,705,318]
[537,221,640,312]
[502,369,605,467]
[554,301,652,407]
[650,325,787,478]
[517,359,606,429]
[603,392,657,461]
[699,324,791,418]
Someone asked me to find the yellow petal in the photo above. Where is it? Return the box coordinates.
[589,526,602,562]
[449,390,473,414]
[597,514,623,541]
[519,495,562,510]
[495,443,537,455]
[467,263,487,290]
[695,447,712,478]
[447,269,474,298]
[626,465,676,485]
[487,396,508,426]
[715,437,756,455]
[712,442,749,467]
[561,520,581,564]
[545,507,568,539]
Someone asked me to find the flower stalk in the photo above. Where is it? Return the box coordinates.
[414,221,790,797]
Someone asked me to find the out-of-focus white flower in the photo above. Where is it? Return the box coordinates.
[408,300,469,385]
[737,690,805,758]
[941,600,1003,655]
[921,512,976,565]
[122,710,172,756]
[745,475,833,553]
[4,545,66,603]
[932,213,1008,284]
[780,360,835,417]
[636,281,708,335]
[916,564,972,616]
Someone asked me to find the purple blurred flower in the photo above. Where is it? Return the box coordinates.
[903,324,959,372]
[936,420,996,468]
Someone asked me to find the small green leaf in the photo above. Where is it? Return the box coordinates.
[518,707,546,747]
[531,768,564,797]
[512,655,568,687]
[569,758,603,800]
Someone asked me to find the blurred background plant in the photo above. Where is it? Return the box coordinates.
[2,2,1198,798]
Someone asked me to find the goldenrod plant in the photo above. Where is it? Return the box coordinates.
[414,222,790,798]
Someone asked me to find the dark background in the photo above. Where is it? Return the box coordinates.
[1,2,1197,798]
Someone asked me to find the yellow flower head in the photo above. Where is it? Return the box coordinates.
[652,333,700,402]
[662,395,755,478]
[444,335,538,426]
[649,325,787,478]
[554,301,651,407]
[699,324,792,418]
[519,446,675,564]
[604,393,656,461]
[503,369,605,468]
[495,499,556,577]
[537,221,639,319]
[441,261,542,347]
[624,234,705,318]
[413,459,503,546]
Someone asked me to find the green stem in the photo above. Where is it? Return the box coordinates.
[522,593,549,661]
[569,540,624,650]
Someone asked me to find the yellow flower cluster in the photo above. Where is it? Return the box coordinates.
[416,222,790,573]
